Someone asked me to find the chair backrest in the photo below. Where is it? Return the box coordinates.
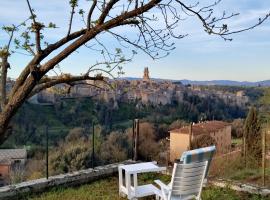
[180,146,216,177]
[169,161,208,200]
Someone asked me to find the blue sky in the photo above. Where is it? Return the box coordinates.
[0,0,270,81]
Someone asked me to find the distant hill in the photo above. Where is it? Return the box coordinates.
[177,79,270,86]
[121,77,270,86]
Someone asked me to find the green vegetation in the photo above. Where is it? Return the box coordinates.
[200,85,265,103]
[24,176,269,200]
[259,88,270,123]
[46,122,165,176]
[232,138,242,145]
[244,107,262,166]
[2,93,247,148]
[0,93,249,180]
[229,168,264,182]
[202,186,268,200]
[1,86,259,183]
[209,151,270,188]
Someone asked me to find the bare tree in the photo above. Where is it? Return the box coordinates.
[0,0,269,143]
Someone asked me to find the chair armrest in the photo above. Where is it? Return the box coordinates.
[154,180,170,191]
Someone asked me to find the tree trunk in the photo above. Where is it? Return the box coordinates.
[0,75,37,144]
[0,57,8,111]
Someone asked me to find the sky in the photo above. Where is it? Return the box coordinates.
[0,0,270,82]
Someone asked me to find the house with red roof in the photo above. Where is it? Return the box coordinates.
[170,121,231,162]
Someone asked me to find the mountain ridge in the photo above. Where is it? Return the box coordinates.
[120,77,270,86]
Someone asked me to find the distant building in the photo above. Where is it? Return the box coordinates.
[26,68,250,108]
[0,149,27,186]
[169,121,231,162]
[143,67,150,82]
[236,90,245,97]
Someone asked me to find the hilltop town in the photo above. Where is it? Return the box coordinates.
[29,68,249,108]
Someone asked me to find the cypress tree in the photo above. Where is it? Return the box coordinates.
[244,106,261,166]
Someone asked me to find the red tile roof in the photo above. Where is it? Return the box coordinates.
[170,121,231,136]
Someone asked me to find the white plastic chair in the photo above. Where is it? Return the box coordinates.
[154,161,208,200]
[179,146,216,185]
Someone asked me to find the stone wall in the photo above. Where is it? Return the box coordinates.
[209,179,270,196]
[1,160,269,199]
[0,161,134,200]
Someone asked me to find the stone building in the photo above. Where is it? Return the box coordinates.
[169,121,231,162]
[28,67,249,108]
[0,149,27,186]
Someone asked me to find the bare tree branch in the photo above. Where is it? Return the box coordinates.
[6,26,16,51]
[26,0,44,55]
[176,0,270,40]
[26,0,42,53]
[40,0,161,75]
[67,2,76,37]
[0,57,10,110]
[26,0,36,24]
[31,23,43,53]
[98,0,119,25]
[29,74,104,97]
[87,0,97,29]
[10,29,88,98]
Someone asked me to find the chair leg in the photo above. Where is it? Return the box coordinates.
[155,194,164,200]
[119,191,125,197]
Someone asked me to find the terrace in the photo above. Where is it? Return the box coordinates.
[0,161,269,200]
[26,177,269,200]
[22,175,270,200]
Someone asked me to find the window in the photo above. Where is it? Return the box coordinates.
[14,160,21,164]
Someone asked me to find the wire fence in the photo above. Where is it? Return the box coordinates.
[209,126,270,188]
[2,119,270,190]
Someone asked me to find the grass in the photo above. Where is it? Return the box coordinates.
[229,168,262,181]
[24,174,269,200]
[232,138,242,145]
[209,152,270,188]
[225,168,270,187]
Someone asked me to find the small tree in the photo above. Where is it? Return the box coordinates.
[126,122,163,161]
[10,164,26,184]
[259,88,270,123]
[49,141,91,174]
[243,106,261,166]
[231,118,244,138]
[65,127,86,142]
[190,134,216,150]
[99,131,128,163]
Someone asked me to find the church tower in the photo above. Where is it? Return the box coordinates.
[143,67,150,81]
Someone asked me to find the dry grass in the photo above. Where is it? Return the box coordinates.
[23,174,269,200]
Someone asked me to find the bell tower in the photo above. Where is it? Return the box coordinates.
[143,67,150,81]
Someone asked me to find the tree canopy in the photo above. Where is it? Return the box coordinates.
[244,106,261,165]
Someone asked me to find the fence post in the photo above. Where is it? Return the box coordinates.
[189,123,193,150]
[243,134,247,168]
[132,120,135,160]
[133,119,140,161]
[92,121,95,168]
[45,125,49,179]
[262,129,266,187]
